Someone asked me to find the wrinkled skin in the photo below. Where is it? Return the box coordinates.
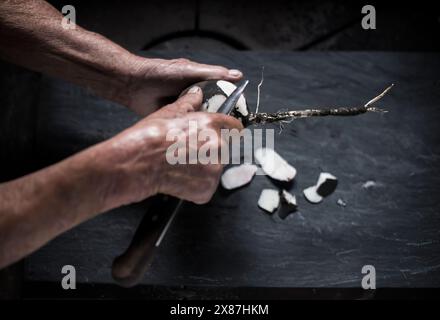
[0,0,244,269]
[0,88,243,269]
[124,57,242,116]
[0,0,242,117]
[100,87,243,207]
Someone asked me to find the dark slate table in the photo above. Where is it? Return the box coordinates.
[16,52,440,295]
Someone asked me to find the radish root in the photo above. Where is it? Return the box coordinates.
[255,66,265,114]
[248,84,394,124]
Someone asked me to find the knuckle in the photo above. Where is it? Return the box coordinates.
[196,113,215,128]
[206,115,219,128]
[175,58,190,64]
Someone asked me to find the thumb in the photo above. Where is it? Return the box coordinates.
[173,85,204,113]
[141,86,203,120]
[149,85,203,120]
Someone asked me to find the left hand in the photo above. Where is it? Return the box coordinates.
[119,57,243,116]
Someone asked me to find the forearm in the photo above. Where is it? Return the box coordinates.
[0,84,236,269]
[0,0,139,104]
[0,139,153,269]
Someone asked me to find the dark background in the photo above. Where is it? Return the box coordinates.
[1,0,440,300]
[47,0,440,52]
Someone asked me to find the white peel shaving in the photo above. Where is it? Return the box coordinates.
[303,186,323,204]
[221,164,258,190]
[254,148,296,182]
[216,80,249,116]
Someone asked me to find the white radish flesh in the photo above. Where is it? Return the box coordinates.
[279,189,298,219]
[303,172,338,204]
[203,94,226,113]
[216,80,249,117]
[221,164,258,190]
[254,148,296,182]
[258,189,280,213]
[281,190,297,207]
[303,186,323,204]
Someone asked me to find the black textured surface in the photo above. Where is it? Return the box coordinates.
[24,52,440,289]
[46,0,440,51]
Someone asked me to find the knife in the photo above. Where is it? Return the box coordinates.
[112,80,249,287]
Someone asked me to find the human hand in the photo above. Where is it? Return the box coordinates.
[99,86,244,208]
[118,56,243,116]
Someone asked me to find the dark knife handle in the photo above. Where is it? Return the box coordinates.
[111,195,181,287]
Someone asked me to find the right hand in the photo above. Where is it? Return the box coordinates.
[99,86,244,208]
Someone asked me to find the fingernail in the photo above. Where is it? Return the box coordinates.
[188,86,200,94]
[228,69,242,77]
